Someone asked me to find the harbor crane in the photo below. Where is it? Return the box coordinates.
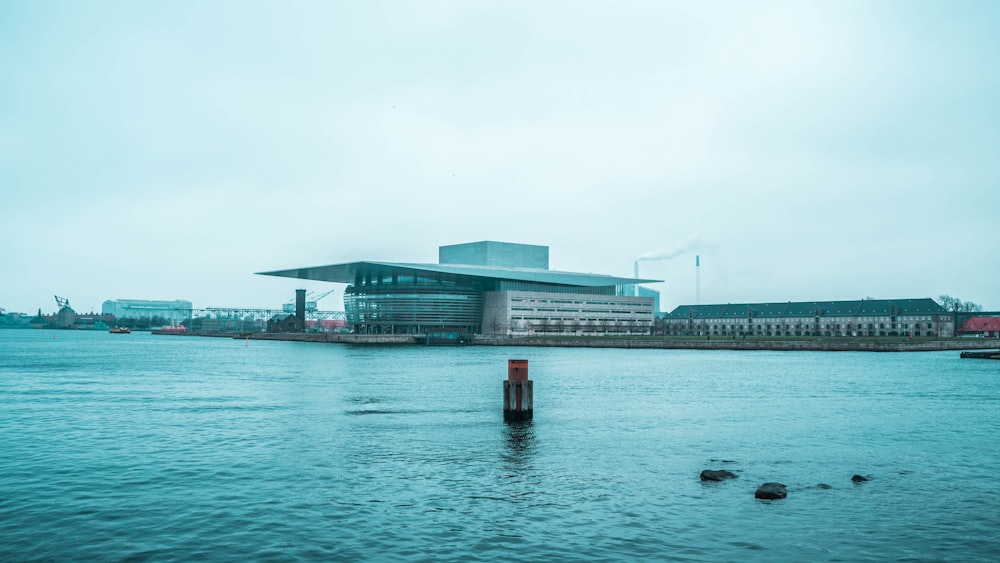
[54,295,71,310]
[282,289,336,313]
[308,289,336,308]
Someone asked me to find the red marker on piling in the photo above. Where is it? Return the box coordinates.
[504,359,533,421]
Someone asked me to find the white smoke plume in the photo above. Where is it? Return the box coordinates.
[637,234,701,262]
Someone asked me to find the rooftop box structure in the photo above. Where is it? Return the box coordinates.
[439,241,549,269]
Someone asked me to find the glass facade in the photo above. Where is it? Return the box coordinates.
[344,269,484,334]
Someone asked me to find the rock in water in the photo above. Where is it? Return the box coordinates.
[700,469,738,481]
[852,474,870,483]
[755,482,788,500]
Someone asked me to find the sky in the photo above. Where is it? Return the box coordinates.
[2,0,998,315]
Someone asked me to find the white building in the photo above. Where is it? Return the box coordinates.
[102,299,193,323]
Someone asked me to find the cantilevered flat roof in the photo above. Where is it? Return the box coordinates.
[257,261,660,288]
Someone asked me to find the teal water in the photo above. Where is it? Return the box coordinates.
[1,330,998,561]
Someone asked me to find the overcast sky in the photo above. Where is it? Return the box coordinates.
[2,0,998,315]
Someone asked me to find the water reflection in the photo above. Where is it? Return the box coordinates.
[501,420,535,471]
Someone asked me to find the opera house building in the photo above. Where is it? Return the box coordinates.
[258,241,659,337]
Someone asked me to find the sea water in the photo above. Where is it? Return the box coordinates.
[1,329,998,561]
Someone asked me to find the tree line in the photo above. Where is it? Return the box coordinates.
[937,295,984,313]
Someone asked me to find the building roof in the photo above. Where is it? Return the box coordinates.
[959,316,1000,333]
[257,261,660,288]
[664,298,946,319]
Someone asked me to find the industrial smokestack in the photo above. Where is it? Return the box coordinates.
[696,255,701,305]
[633,260,639,297]
[636,234,701,300]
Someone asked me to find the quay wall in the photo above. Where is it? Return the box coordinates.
[153,331,1000,351]
[249,333,420,345]
[473,337,1000,352]
[153,331,419,345]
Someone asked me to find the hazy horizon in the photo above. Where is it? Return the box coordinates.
[2,1,998,314]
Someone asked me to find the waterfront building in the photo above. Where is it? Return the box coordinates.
[101,299,193,324]
[0,311,32,328]
[258,241,660,337]
[958,316,1000,338]
[661,298,955,337]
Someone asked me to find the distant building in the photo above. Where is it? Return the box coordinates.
[267,314,303,333]
[29,309,48,329]
[662,298,954,337]
[258,241,660,337]
[0,311,32,328]
[958,316,1000,338]
[102,299,192,323]
[55,303,76,329]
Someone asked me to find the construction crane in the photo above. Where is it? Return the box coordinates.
[282,289,336,313]
[54,295,71,311]
[308,289,336,310]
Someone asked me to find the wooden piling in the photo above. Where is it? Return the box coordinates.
[504,359,533,421]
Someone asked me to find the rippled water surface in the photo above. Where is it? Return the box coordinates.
[1,330,998,561]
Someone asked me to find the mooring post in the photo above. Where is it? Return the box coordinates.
[504,359,533,421]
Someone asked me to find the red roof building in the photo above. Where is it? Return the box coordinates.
[958,316,1000,338]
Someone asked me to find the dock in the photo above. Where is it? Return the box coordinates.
[960,349,1000,360]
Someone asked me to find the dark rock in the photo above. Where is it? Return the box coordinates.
[851,474,870,483]
[755,482,787,500]
[700,469,739,481]
[816,483,832,489]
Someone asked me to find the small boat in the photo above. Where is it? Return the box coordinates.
[109,327,131,334]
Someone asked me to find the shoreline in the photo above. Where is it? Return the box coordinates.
[152,330,1000,352]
